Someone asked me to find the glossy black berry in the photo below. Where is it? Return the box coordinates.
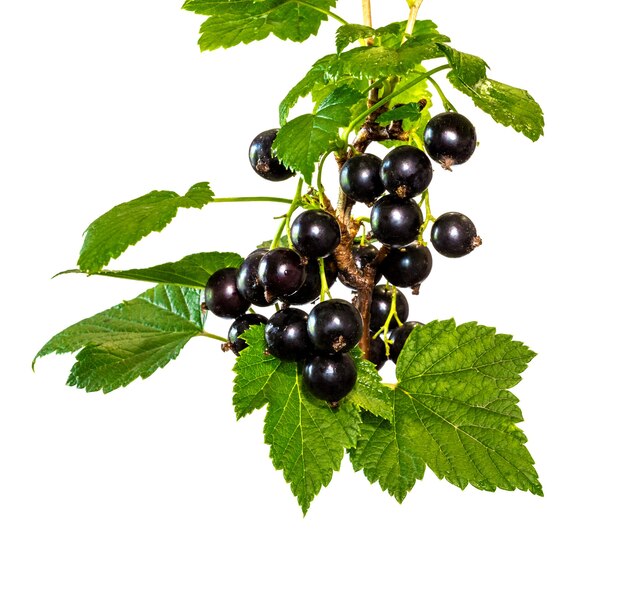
[291,210,341,259]
[283,256,337,305]
[228,313,268,355]
[371,195,423,248]
[389,321,423,364]
[249,129,295,182]
[424,112,477,169]
[307,299,363,354]
[431,212,481,258]
[303,353,357,404]
[258,248,306,299]
[380,145,433,198]
[204,267,250,319]
[367,335,388,370]
[369,285,409,332]
[236,249,276,307]
[264,308,312,361]
[339,153,385,203]
[380,244,433,288]
[338,244,383,288]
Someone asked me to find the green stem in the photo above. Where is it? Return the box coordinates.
[372,285,402,357]
[427,76,457,112]
[316,151,332,198]
[213,196,293,205]
[270,217,287,249]
[285,178,304,248]
[297,1,349,25]
[342,64,451,141]
[201,331,228,343]
[417,189,436,244]
[318,258,332,302]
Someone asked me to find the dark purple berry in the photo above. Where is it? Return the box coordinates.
[431,212,481,258]
[258,248,306,299]
[307,299,363,354]
[339,153,385,203]
[227,313,268,355]
[380,244,433,288]
[264,308,312,361]
[389,321,423,364]
[303,353,357,404]
[236,249,276,307]
[371,195,423,248]
[249,129,295,182]
[380,145,433,198]
[424,112,477,169]
[204,267,250,319]
[369,285,409,332]
[283,257,337,305]
[338,244,383,288]
[291,210,341,259]
[367,335,387,370]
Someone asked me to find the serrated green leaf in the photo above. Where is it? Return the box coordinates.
[448,74,545,141]
[438,44,488,86]
[335,23,374,52]
[347,352,393,421]
[59,252,243,288]
[352,319,542,501]
[77,182,214,274]
[274,86,361,183]
[183,0,337,51]
[233,326,362,514]
[34,285,204,393]
[376,102,424,126]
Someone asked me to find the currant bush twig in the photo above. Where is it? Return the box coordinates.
[404,0,425,39]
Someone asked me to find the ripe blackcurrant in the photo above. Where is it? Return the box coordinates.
[338,244,383,288]
[424,112,477,169]
[258,248,306,299]
[283,257,337,305]
[303,353,357,404]
[369,285,409,332]
[371,195,423,248]
[380,244,433,288]
[380,145,433,198]
[249,129,295,182]
[389,321,423,364]
[290,210,341,259]
[367,335,387,370]
[339,153,385,203]
[228,313,268,355]
[264,308,312,361]
[430,212,481,258]
[307,299,363,354]
[236,249,276,307]
[204,267,250,319]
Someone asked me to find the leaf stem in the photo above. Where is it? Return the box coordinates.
[404,0,425,39]
[213,196,293,205]
[342,64,451,141]
[362,0,373,28]
[296,1,349,25]
[427,76,457,112]
[201,331,228,343]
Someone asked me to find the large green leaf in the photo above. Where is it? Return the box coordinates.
[61,251,242,289]
[34,285,204,393]
[77,182,214,274]
[351,319,542,501]
[182,0,338,50]
[347,352,393,421]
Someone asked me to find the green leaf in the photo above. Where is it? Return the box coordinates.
[347,351,393,421]
[34,285,204,393]
[274,86,361,183]
[77,182,214,274]
[352,319,542,501]
[376,102,424,126]
[233,326,362,514]
[437,44,488,86]
[59,251,243,289]
[182,0,338,51]
[335,23,374,53]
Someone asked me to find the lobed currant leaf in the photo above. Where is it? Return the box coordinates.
[34,285,204,393]
[335,23,375,53]
[346,351,393,421]
[77,182,214,274]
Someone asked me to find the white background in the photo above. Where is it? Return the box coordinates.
[1,1,624,589]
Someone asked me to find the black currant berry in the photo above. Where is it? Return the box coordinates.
[291,210,341,259]
[258,248,306,299]
[380,145,433,198]
[367,335,387,371]
[389,321,423,364]
[303,353,357,404]
[249,129,295,182]
[307,299,363,354]
[204,267,250,319]
[380,244,433,288]
[227,313,268,356]
[430,212,481,258]
[236,249,276,307]
[339,153,385,203]
[264,308,312,361]
[283,257,337,305]
[424,112,477,169]
[338,244,383,288]
[371,195,423,248]
[369,285,409,332]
